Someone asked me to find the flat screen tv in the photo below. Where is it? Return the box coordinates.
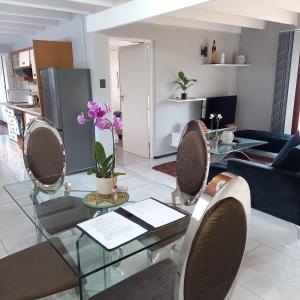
[202,95,237,129]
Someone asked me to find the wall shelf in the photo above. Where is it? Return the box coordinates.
[203,64,251,67]
[167,98,206,103]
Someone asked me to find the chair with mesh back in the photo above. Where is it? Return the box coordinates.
[147,120,209,263]
[90,172,251,300]
[23,117,90,239]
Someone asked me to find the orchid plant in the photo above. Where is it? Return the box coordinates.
[77,101,125,179]
[209,113,223,141]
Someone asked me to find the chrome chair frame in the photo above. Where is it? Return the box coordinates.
[172,120,210,206]
[176,172,251,300]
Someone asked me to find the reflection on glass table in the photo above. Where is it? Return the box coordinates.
[210,137,268,156]
[4,168,190,299]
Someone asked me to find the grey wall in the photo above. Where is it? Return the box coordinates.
[0,45,11,53]
[104,23,240,156]
[236,22,294,131]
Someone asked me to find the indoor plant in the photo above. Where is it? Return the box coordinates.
[77,101,124,195]
[174,71,197,99]
[209,113,222,149]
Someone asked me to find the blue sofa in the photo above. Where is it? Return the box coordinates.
[209,130,300,226]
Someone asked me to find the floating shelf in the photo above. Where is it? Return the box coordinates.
[203,64,251,67]
[167,98,206,103]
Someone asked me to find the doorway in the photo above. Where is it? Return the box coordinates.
[109,38,153,158]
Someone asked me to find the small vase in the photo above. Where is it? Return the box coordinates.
[96,177,114,195]
[209,139,219,149]
[181,92,187,100]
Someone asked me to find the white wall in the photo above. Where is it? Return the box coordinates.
[109,49,121,113]
[0,44,11,53]
[236,22,294,131]
[104,23,240,156]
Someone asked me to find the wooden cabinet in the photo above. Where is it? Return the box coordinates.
[18,50,31,67]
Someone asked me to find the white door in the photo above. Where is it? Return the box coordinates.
[119,43,149,158]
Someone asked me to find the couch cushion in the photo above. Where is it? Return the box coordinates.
[272,134,300,168]
[272,146,300,172]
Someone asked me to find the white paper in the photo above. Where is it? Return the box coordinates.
[123,198,186,228]
[77,211,147,250]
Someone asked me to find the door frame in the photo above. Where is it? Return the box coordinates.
[109,37,154,158]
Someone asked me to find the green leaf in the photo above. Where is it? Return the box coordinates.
[87,168,98,175]
[92,142,106,164]
[113,172,126,177]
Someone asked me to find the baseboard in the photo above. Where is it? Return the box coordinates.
[153,152,177,159]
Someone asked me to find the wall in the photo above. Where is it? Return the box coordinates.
[109,49,121,112]
[104,23,240,156]
[236,22,294,131]
[0,45,11,53]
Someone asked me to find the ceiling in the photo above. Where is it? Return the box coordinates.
[0,0,299,47]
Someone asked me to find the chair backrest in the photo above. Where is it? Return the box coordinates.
[177,172,251,300]
[176,120,210,205]
[23,117,66,193]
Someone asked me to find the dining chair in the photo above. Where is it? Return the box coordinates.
[173,120,210,206]
[0,238,78,299]
[148,120,209,263]
[23,117,91,240]
[90,172,251,300]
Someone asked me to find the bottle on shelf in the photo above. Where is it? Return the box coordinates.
[211,40,218,64]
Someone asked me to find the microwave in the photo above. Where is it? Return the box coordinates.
[6,89,31,103]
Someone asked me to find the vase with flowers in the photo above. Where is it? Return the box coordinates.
[77,101,125,195]
[209,113,222,149]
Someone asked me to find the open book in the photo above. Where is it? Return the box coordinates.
[77,198,187,250]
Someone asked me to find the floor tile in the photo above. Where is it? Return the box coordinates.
[231,284,263,300]
[239,245,300,300]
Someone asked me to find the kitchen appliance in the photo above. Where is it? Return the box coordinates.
[6,89,31,103]
[41,68,95,174]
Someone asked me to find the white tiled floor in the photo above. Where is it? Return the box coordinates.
[1,134,300,299]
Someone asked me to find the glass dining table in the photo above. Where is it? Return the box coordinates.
[4,167,191,299]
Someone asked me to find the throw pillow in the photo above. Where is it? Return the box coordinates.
[273,146,300,172]
[272,134,300,168]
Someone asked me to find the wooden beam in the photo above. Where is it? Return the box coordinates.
[198,0,298,25]
[86,0,213,32]
[0,0,101,14]
[169,7,266,30]
[0,28,35,36]
[264,0,300,13]
[0,21,46,31]
[66,0,114,7]
[0,3,71,21]
[146,15,242,34]
[0,14,59,26]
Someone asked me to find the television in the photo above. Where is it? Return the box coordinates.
[202,95,237,129]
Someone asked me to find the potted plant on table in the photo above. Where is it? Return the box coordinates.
[209,113,222,149]
[77,101,125,195]
[174,71,197,100]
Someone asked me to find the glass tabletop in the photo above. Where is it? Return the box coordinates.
[210,137,268,155]
[3,167,189,280]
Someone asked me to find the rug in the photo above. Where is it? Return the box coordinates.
[153,154,273,177]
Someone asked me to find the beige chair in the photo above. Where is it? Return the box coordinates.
[23,118,90,239]
[0,238,78,299]
[90,172,251,300]
[173,120,210,206]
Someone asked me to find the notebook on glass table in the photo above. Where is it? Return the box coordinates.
[77,198,188,250]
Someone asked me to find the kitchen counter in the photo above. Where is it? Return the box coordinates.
[6,103,41,117]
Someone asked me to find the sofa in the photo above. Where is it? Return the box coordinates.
[209,130,300,226]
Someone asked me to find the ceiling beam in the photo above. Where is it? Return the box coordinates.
[0,21,46,31]
[198,0,298,25]
[146,15,241,34]
[0,3,71,21]
[169,7,266,30]
[0,0,101,14]
[86,0,213,32]
[263,0,300,13]
[66,0,114,6]
[0,14,59,26]
[0,28,35,36]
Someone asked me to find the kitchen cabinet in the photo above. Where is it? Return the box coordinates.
[18,50,30,68]
[29,49,37,80]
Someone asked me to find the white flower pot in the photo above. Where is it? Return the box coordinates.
[96,177,113,195]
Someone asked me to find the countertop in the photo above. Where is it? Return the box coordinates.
[6,103,42,117]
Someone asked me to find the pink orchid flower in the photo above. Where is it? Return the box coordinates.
[113,116,123,130]
[77,112,86,125]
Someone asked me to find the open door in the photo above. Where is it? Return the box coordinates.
[119,43,150,158]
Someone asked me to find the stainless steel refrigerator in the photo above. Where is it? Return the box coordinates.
[41,68,95,174]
